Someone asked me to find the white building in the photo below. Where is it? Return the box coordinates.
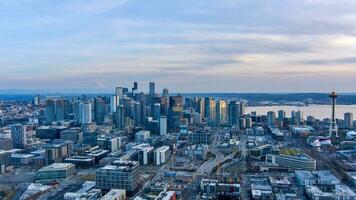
[100,189,126,200]
[154,146,170,165]
[78,102,92,124]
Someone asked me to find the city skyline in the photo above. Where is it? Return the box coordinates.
[1,0,356,92]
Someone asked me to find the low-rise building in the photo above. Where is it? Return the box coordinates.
[100,189,126,200]
[96,161,140,192]
[36,163,75,183]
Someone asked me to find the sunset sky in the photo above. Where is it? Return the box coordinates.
[1,0,356,93]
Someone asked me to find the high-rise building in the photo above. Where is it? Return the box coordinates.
[344,112,353,129]
[278,110,286,127]
[154,146,170,166]
[162,88,169,116]
[94,97,110,124]
[153,103,161,120]
[11,124,27,149]
[78,102,92,124]
[45,99,56,124]
[160,116,167,136]
[116,87,124,98]
[149,82,155,97]
[267,111,276,126]
[110,95,118,113]
[168,95,183,130]
[240,101,246,116]
[34,95,40,106]
[206,98,217,126]
[228,101,240,126]
[216,100,227,125]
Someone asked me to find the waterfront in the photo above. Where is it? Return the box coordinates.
[247,104,356,120]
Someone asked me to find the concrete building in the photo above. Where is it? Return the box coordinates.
[266,153,316,171]
[36,163,75,182]
[60,128,83,144]
[154,146,170,166]
[96,161,140,192]
[135,130,150,143]
[188,130,212,145]
[344,112,353,129]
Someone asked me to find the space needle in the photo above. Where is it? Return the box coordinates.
[329,91,338,137]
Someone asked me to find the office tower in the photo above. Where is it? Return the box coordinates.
[198,98,205,121]
[206,98,217,126]
[110,95,118,113]
[344,112,353,129]
[78,102,92,124]
[60,128,83,144]
[116,87,124,98]
[278,110,286,127]
[245,116,252,128]
[34,95,40,106]
[45,99,56,124]
[96,161,140,192]
[228,101,240,126]
[329,91,338,137]
[267,111,276,126]
[168,95,183,130]
[133,102,143,126]
[160,116,167,136]
[240,101,246,116]
[11,124,27,149]
[113,105,125,129]
[153,103,161,120]
[149,82,155,97]
[162,88,169,116]
[55,99,65,122]
[132,82,138,97]
[239,118,246,129]
[94,96,110,124]
[295,111,304,125]
[216,100,227,125]
[154,146,170,166]
[278,110,286,121]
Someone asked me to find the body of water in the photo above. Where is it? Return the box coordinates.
[246,105,356,119]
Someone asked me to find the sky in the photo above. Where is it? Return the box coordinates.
[1,0,356,93]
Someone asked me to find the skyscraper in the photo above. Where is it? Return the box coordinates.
[94,97,110,124]
[11,124,27,149]
[228,101,240,126]
[110,95,118,113]
[78,102,92,124]
[160,116,167,136]
[205,98,216,126]
[149,82,155,97]
[116,87,124,98]
[344,112,353,129]
[267,111,276,126]
[162,88,169,116]
[168,95,183,130]
[216,100,227,125]
[34,95,40,106]
[45,99,56,124]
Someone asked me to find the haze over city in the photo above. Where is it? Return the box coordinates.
[1,0,356,92]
